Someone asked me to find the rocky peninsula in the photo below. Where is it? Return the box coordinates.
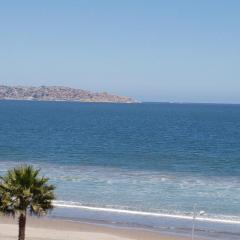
[0,85,137,103]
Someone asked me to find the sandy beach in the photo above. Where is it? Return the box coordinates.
[0,216,198,240]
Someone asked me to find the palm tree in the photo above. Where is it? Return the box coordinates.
[0,165,55,240]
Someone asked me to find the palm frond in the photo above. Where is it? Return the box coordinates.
[0,165,55,217]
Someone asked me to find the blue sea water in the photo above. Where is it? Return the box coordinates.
[0,100,240,238]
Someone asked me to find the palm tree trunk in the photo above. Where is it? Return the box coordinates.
[18,213,26,240]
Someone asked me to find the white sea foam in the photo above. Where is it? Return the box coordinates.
[53,201,240,225]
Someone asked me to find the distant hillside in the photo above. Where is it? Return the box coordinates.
[0,85,138,103]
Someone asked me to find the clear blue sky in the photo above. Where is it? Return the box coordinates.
[0,1,239,103]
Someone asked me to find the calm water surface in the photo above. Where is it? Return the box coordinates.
[0,101,239,238]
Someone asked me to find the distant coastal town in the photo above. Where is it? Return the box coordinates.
[0,85,137,103]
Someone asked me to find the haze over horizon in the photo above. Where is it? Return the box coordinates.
[0,1,240,103]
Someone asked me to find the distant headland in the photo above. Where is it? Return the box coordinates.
[0,85,138,103]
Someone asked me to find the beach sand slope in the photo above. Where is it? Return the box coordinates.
[0,217,196,240]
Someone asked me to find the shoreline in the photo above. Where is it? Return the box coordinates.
[54,201,240,225]
[50,204,240,240]
[0,216,200,240]
[0,98,140,104]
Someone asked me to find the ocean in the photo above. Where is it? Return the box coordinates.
[0,100,239,239]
